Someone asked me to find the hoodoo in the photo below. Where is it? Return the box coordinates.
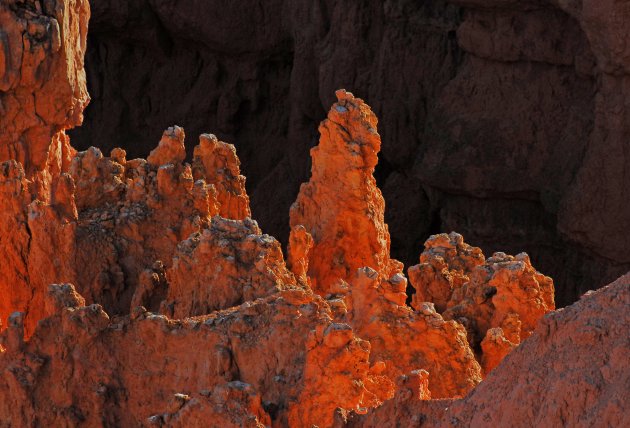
[0,1,628,427]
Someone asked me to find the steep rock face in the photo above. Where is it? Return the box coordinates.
[0,0,89,177]
[70,0,630,305]
[0,0,91,333]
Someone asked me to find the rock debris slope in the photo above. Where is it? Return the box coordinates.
[0,2,628,427]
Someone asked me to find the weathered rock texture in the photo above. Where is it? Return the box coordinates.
[290,90,403,295]
[0,121,262,337]
[443,274,630,428]
[410,232,555,374]
[0,284,390,427]
[348,275,630,428]
[290,92,482,398]
[164,217,296,319]
[0,0,89,177]
[1,2,627,426]
[70,0,630,306]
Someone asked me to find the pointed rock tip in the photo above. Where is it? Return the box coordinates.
[335,89,354,101]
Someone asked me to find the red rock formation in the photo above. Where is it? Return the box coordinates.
[344,373,450,428]
[340,267,481,398]
[0,284,391,427]
[0,122,265,336]
[408,232,485,313]
[287,225,314,286]
[290,92,482,398]
[410,233,555,374]
[192,133,251,220]
[442,275,630,427]
[2,3,624,425]
[349,275,630,427]
[148,383,271,428]
[290,89,403,294]
[0,0,89,178]
[73,0,630,306]
[164,216,297,318]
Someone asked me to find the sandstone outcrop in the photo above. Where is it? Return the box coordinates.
[408,232,485,313]
[290,92,482,398]
[0,0,89,177]
[2,2,626,425]
[0,284,391,427]
[340,267,481,398]
[349,275,630,427]
[290,89,403,294]
[192,134,251,220]
[164,216,297,318]
[71,0,630,306]
[0,121,264,336]
[442,274,630,427]
[410,232,555,374]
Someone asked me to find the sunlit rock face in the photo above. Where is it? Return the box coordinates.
[0,0,89,178]
[2,2,628,427]
[346,276,630,428]
[71,0,630,308]
[409,232,555,374]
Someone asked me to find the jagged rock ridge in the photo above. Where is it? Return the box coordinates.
[70,0,630,307]
[0,2,628,427]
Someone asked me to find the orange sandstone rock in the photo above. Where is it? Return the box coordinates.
[409,232,485,313]
[291,92,482,399]
[164,216,298,318]
[410,233,555,375]
[0,0,89,177]
[344,371,451,428]
[350,276,630,428]
[192,133,251,220]
[0,125,253,335]
[287,225,314,285]
[148,383,271,428]
[290,89,403,295]
[0,284,389,427]
[339,267,481,398]
[0,3,587,420]
[444,275,630,427]
[147,126,187,168]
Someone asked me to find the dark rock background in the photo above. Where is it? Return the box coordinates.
[69,0,630,307]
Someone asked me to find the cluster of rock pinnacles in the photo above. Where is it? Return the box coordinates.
[0,86,555,426]
[2,2,627,427]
